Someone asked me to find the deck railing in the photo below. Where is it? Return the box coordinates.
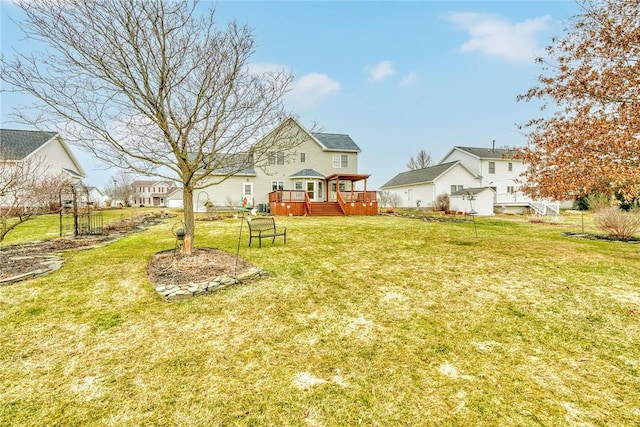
[338,191,378,203]
[269,190,307,203]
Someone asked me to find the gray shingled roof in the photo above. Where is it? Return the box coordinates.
[290,168,325,178]
[311,132,361,152]
[454,146,515,159]
[450,187,494,196]
[0,129,58,160]
[380,161,461,188]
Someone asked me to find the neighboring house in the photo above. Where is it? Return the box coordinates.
[0,128,86,182]
[86,186,108,208]
[166,187,184,209]
[197,118,377,216]
[379,161,479,209]
[131,180,178,207]
[381,145,562,215]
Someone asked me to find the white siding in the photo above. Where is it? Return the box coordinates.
[33,136,84,179]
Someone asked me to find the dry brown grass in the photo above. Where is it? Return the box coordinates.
[1,213,639,425]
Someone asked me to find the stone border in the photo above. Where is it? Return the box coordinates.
[154,267,269,302]
[0,255,64,286]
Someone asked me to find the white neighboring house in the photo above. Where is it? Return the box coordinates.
[0,129,86,208]
[381,146,563,215]
[0,128,86,181]
[86,186,108,208]
[379,161,479,209]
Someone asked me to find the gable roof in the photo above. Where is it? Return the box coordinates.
[450,187,496,197]
[0,129,58,160]
[380,161,475,188]
[444,146,517,161]
[311,132,361,153]
[290,168,325,178]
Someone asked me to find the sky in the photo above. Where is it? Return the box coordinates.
[0,0,580,190]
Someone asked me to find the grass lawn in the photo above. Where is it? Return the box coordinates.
[1,211,639,426]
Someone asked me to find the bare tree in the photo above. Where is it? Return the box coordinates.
[407,150,433,170]
[104,170,135,207]
[1,0,303,254]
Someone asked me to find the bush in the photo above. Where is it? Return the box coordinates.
[585,194,611,212]
[434,193,449,212]
[594,207,640,240]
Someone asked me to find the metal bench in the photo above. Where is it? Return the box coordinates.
[246,216,287,248]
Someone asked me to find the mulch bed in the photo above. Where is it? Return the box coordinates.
[562,232,640,243]
[0,235,118,281]
[146,247,253,286]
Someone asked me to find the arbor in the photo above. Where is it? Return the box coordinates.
[1,0,302,254]
[518,0,640,202]
[407,149,433,170]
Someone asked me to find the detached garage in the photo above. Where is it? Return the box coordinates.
[449,187,496,216]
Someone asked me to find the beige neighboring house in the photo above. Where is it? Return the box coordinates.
[0,128,86,182]
[131,179,178,207]
[197,117,377,216]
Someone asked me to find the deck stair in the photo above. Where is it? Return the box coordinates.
[531,201,561,216]
[309,202,344,216]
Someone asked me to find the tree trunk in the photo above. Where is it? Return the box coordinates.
[182,184,195,255]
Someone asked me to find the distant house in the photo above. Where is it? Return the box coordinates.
[197,118,377,216]
[381,145,562,215]
[131,180,178,207]
[0,128,86,182]
[86,186,107,208]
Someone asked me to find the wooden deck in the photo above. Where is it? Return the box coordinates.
[268,190,378,216]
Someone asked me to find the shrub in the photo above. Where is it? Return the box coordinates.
[585,194,611,212]
[594,207,640,240]
[434,193,449,212]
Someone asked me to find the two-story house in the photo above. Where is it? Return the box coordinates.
[131,180,178,207]
[381,145,563,215]
[196,118,378,216]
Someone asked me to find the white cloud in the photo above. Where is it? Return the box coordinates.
[289,72,341,107]
[248,64,340,107]
[446,12,552,62]
[399,71,420,87]
[365,60,395,82]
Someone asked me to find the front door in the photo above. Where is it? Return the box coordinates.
[306,181,316,202]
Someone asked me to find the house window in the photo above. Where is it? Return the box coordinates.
[300,152,306,163]
[488,162,496,174]
[331,182,346,191]
[333,154,349,168]
[277,151,285,165]
[508,162,513,172]
[451,185,464,193]
[268,152,275,165]
[271,180,284,191]
[294,181,303,190]
[507,186,515,194]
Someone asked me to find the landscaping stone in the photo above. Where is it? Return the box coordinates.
[154,267,267,302]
